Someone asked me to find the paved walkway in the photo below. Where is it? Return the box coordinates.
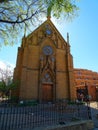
[90,102,98,129]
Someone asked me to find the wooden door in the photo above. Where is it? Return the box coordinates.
[42,84,53,102]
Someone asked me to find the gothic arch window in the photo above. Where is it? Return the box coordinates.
[42,73,52,83]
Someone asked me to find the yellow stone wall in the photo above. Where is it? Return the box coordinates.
[18,46,40,100]
[56,49,68,99]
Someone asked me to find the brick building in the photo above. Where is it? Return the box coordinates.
[74,68,98,101]
[13,18,75,102]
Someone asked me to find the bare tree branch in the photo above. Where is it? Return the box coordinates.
[0,11,38,23]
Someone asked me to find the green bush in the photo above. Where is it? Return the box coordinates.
[10,96,19,103]
[68,101,85,105]
[19,100,38,106]
[68,101,76,105]
[71,117,80,121]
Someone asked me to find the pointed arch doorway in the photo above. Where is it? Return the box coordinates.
[42,83,53,102]
[40,72,55,102]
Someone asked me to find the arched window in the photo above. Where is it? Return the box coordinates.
[42,73,52,83]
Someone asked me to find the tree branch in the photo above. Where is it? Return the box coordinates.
[0,11,38,24]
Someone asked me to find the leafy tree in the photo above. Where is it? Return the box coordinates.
[0,65,13,81]
[0,79,18,99]
[0,65,18,99]
[0,0,79,47]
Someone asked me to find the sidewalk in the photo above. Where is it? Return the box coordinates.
[90,102,98,129]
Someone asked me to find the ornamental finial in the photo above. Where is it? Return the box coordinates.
[67,32,69,44]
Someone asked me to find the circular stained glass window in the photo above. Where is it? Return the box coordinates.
[43,45,53,55]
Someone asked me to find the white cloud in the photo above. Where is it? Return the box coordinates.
[0,60,14,80]
[0,61,6,70]
[0,60,14,70]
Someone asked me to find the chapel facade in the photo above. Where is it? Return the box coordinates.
[13,18,75,102]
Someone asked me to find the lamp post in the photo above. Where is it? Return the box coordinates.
[96,85,98,108]
[85,84,92,119]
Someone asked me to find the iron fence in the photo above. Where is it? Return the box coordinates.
[0,102,91,130]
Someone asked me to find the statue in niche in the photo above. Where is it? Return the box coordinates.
[40,56,44,71]
[50,56,55,71]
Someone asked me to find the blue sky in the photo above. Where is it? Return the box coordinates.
[0,0,98,72]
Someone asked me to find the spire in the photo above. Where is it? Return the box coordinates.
[67,32,69,44]
[67,32,70,53]
[24,25,27,37]
[21,26,27,47]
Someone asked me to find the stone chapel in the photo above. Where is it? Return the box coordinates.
[13,18,75,102]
